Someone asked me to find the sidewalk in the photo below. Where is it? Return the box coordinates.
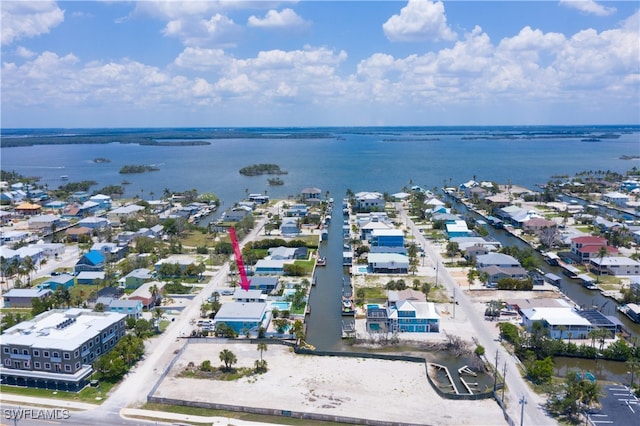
[0,394,276,425]
[0,393,100,411]
[121,408,276,425]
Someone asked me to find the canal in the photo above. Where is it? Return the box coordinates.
[305,202,350,351]
[447,194,640,339]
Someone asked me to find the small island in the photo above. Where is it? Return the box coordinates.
[93,157,111,163]
[239,163,288,176]
[268,177,284,186]
[119,164,160,174]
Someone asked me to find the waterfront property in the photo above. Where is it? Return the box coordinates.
[367,253,409,274]
[570,236,617,262]
[589,256,640,276]
[213,302,271,334]
[520,307,592,339]
[254,259,286,275]
[0,308,126,391]
[366,300,440,333]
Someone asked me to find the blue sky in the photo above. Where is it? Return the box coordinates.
[1,0,638,127]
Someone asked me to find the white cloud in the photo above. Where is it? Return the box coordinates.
[559,0,616,17]
[247,8,308,29]
[2,8,638,125]
[1,1,64,45]
[16,46,36,58]
[383,0,456,42]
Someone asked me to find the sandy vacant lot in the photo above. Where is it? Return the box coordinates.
[153,341,506,425]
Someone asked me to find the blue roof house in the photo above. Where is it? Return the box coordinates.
[74,250,106,274]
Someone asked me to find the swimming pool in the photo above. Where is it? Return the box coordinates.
[357,266,368,274]
[270,301,292,311]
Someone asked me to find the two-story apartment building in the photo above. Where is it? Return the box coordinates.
[0,309,126,391]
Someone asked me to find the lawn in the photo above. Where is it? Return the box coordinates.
[0,376,118,405]
[140,402,344,426]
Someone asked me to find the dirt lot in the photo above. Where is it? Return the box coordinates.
[153,341,507,425]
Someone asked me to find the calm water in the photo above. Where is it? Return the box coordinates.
[2,126,639,208]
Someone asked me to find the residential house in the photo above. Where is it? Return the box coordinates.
[3,288,52,308]
[367,300,440,333]
[105,299,143,320]
[589,256,640,276]
[354,192,385,212]
[15,246,44,266]
[254,259,286,275]
[359,218,393,241]
[0,308,126,391]
[119,268,153,289]
[475,253,521,268]
[465,186,488,200]
[301,187,322,203]
[38,274,75,291]
[107,204,145,222]
[154,255,195,276]
[220,206,252,222]
[520,307,592,339]
[70,192,90,203]
[247,276,279,293]
[30,243,65,258]
[74,250,106,274]
[523,217,557,234]
[268,247,298,260]
[90,242,127,262]
[27,214,60,233]
[479,265,529,286]
[128,281,164,309]
[445,220,471,238]
[76,271,105,285]
[65,226,92,241]
[213,302,271,334]
[284,204,308,217]
[232,289,266,303]
[0,230,33,246]
[570,236,617,262]
[367,253,409,274]
[77,217,110,230]
[88,194,112,210]
[370,229,404,247]
[15,203,41,216]
[279,218,300,236]
[601,191,630,207]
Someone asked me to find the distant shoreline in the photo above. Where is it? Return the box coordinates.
[1,125,637,148]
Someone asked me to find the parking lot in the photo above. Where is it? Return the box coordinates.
[587,384,640,425]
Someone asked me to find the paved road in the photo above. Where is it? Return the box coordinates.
[0,207,276,426]
[395,203,556,426]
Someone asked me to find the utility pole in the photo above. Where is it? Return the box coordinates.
[453,287,456,319]
[519,395,527,426]
[493,349,499,392]
[502,362,507,401]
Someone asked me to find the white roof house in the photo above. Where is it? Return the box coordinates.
[520,307,592,339]
[367,253,409,272]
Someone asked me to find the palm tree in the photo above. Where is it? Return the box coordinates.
[257,342,268,362]
[219,349,237,371]
[595,246,608,283]
[149,284,160,308]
